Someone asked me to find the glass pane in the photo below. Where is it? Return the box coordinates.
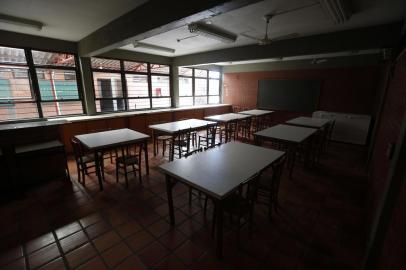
[178,67,192,76]
[209,95,220,104]
[32,50,75,67]
[151,75,170,97]
[93,72,123,98]
[209,79,220,95]
[91,58,120,70]
[41,101,83,117]
[96,99,126,112]
[195,69,207,78]
[126,74,149,97]
[152,98,171,108]
[124,61,147,72]
[179,97,193,107]
[195,78,207,96]
[37,69,79,101]
[179,77,192,96]
[150,64,169,74]
[194,96,207,105]
[0,66,35,101]
[209,71,220,79]
[0,46,27,64]
[128,98,150,110]
[0,102,39,121]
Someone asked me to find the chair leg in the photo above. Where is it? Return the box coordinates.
[116,163,119,183]
[124,165,129,188]
[76,164,81,183]
[138,162,142,184]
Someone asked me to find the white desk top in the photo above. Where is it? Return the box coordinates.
[286,117,331,128]
[149,119,216,134]
[204,113,250,123]
[255,124,317,143]
[159,141,285,199]
[239,109,274,116]
[75,128,149,151]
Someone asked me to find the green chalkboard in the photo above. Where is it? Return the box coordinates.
[257,79,320,112]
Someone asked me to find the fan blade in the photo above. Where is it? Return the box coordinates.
[271,33,299,41]
[240,32,262,42]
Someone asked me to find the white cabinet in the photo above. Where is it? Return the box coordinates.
[313,111,371,145]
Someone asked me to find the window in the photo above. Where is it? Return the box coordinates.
[91,58,171,113]
[178,67,221,107]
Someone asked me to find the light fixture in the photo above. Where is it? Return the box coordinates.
[133,42,175,53]
[188,22,237,43]
[319,0,351,24]
[0,13,43,30]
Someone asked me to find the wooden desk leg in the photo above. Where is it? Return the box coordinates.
[153,130,157,156]
[144,141,149,175]
[165,174,175,226]
[94,151,104,190]
[215,200,224,259]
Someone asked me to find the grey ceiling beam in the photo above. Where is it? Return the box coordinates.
[173,22,404,66]
[78,0,262,57]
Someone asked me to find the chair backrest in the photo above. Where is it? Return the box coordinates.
[237,173,261,203]
[184,147,203,158]
[71,137,84,163]
[206,123,218,146]
[271,155,286,192]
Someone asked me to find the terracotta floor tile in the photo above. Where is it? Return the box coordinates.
[115,255,146,270]
[59,230,88,254]
[25,233,55,254]
[55,222,82,240]
[177,219,202,237]
[101,242,132,268]
[154,254,187,270]
[159,230,187,250]
[79,213,103,228]
[85,221,110,239]
[28,243,60,269]
[190,252,228,270]
[116,221,142,239]
[2,257,26,270]
[0,245,23,266]
[147,219,171,238]
[126,230,154,252]
[138,241,169,268]
[37,257,66,270]
[65,243,96,269]
[92,230,121,252]
[175,240,205,265]
[76,256,107,270]
[165,210,188,224]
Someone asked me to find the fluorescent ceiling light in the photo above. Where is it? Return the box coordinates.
[0,14,43,30]
[319,0,352,24]
[133,42,175,53]
[188,22,237,43]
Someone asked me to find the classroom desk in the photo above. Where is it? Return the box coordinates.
[159,141,285,258]
[285,116,331,129]
[75,128,150,190]
[204,113,251,142]
[254,124,317,178]
[238,109,274,132]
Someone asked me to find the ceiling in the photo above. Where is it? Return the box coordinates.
[0,0,148,41]
[121,0,406,57]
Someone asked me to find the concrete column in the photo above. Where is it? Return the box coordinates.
[171,65,179,108]
[79,57,96,115]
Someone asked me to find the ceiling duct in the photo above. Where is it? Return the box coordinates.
[188,22,237,43]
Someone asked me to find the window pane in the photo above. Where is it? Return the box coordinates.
[209,79,219,95]
[0,66,35,101]
[209,96,220,104]
[151,75,170,97]
[195,78,207,96]
[93,72,123,98]
[41,101,83,117]
[128,98,150,110]
[152,98,171,108]
[195,69,207,78]
[124,61,147,72]
[37,69,79,101]
[179,97,193,107]
[179,77,192,96]
[91,58,120,70]
[96,99,125,112]
[194,96,207,105]
[178,67,192,76]
[126,74,148,97]
[0,102,39,121]
[150,64,169,74]
[209,71,220,79]
[0,46,27,64]
[32,50,76,67]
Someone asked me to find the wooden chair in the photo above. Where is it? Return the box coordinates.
[185,147,205,205]
[152,121,172,157]
[71,137,104,185]
[115,144,142,188]
[238,117,252,140]
[256,156,286,219]
[198,123,218,149]
[220,120,238,143]
[169,128,191,161]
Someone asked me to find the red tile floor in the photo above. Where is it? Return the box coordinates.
[0,140,367,270]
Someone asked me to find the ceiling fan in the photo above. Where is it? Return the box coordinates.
[240,13,299,45]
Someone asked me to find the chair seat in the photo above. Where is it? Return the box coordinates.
[116,155,139,165]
